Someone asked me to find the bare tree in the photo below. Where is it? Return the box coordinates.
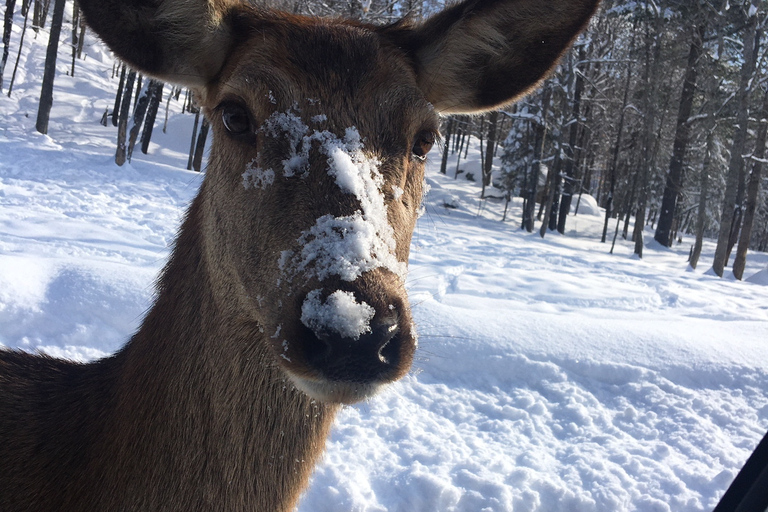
[654,23,705,247]
[1,0,16,90]
[713,6,760,276]
[140,80,164,154]
[34,0,66,134]
[5,0,29,96]
[115,69,137,165]
[733,85,768,280]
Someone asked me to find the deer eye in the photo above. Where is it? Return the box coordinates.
[220,102,252,135]
[412,131,436,161]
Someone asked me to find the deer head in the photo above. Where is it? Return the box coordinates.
[78,0,598,405]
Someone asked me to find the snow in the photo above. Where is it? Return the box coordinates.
[242,159,275,189]
[2,8,768,512]
[276,121,406,283]
[301,289,376,340]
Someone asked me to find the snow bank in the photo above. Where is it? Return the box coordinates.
[2,9,768,511]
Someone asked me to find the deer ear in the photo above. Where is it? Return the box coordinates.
[386,0,599,114]
[78,0,239,87]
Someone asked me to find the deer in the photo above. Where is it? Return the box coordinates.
[0,0,599,510]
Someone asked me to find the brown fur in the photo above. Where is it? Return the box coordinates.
[0,0,599,510]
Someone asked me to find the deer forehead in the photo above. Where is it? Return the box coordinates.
[204,19,438,148]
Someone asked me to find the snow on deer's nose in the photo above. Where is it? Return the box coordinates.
[275,111,406,286]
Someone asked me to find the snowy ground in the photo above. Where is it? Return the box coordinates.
[2,8,768,511]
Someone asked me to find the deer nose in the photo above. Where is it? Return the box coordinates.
[300,293,403,382]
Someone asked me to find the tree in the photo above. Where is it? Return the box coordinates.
[6,0,30,96]
[654,23,705,247]
[522,84,552,232]
[713,4,761,276]
[127,78,152,162]
[115,69,137,165]
[1,0,16,90]
[191,117,210,172]
[557,45,587,235]
[35,0,66,134]
[733,85,768,279]
[140,80,164,154]
[481,110,499,198]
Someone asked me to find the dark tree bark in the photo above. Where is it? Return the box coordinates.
[192,116,209,172]
[733,86,768,280]
[112,63,126,127]
[40,0,50,28]
[633,5,663,257]
[654,24,705,247]
[481,110,499,197]
[1,0,17,91]
[34,0,65,134]
[115,69,136,166]
[439,117,453,174]
[69,0,78,76]
[32,0,41,30]
[76,10,85,58]
[6,0,29,96]
[602,56,633,243]
[522,85,551,233]
[187,109,201,170]
[713,16,759,276]
[540,150,562,237]
[126,79,152,162]
[140,80,164,154]
[690,128,715,270]
[133,73,143,105]
[557,45,586,234]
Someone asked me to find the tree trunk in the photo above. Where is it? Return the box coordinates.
[133,73,143,105]
[112,63,126,127]
[115,69,136,166]
[713,16,759,276]
[654,24,705,247]
[69,0,78,76]
[733,86,768,280]
[633,5,663,257]
[191,116,209,172]
[478,115,486,182]
[32,0,41,30]
[6,1,29,96]
[523,85,551,233]
[140,80,164,154]
[1,0,17,91]
[34,0,65,135]
[127,79,152,163]
[690,129,715,270]
[187,109,201,170]
[482,111,498,196]
[439,117,453,174]
[76,11,85,58]
[557,46,586,234]
[540,150,562,237]
[602,57,633,243]
[40,0,50,28]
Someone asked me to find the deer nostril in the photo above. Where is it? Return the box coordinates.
[299,300,403,382]
[375,318,399,364]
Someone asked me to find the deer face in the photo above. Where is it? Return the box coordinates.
[77,0,598,404]
[199,20,436,403]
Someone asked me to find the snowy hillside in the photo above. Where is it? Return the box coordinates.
[2,10,768,512]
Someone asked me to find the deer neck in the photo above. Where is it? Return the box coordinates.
[100,189,338,511]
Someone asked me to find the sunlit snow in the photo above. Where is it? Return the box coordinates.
[1,7,767,512]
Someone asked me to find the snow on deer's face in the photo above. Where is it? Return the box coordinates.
[200,19,438,404]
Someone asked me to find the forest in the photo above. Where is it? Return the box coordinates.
[2,0,768,278]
